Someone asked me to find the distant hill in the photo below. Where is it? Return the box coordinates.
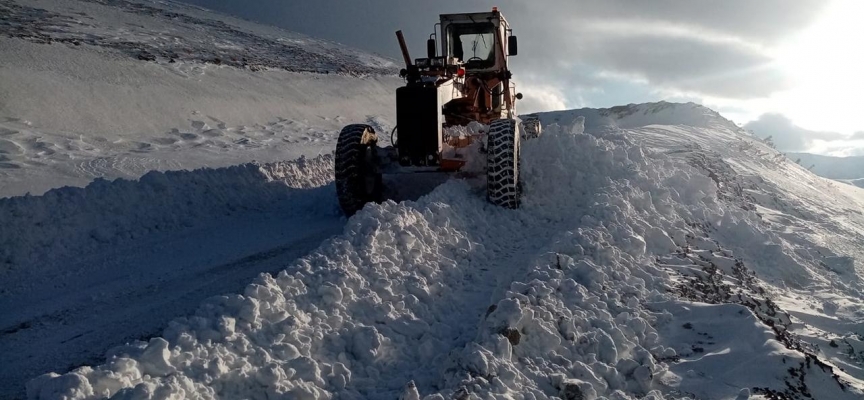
[787,152,864,179]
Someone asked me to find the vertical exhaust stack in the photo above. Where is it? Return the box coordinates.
[395,30,412,69]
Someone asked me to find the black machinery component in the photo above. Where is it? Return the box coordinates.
[396,85,442,167]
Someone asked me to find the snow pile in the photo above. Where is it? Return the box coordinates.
[533,101,740,133]
[0,155,334,275]
[27,114,864,399]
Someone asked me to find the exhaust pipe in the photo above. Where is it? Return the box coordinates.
[396,30,412,69]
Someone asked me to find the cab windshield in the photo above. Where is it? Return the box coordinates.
[448,22,497,69]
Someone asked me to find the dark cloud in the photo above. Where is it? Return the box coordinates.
[506,0,824,100]
[181,0,829,103]
[513,1,826,45]
[574,35,792,99]
[744,113,846,152]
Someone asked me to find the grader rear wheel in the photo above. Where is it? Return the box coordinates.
[335,124,383,216]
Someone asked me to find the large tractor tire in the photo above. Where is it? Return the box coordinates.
[486,118,521,209]
[335,124,383,216]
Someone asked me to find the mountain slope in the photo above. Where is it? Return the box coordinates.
[0,0,401,198]
[1,0,396,74]
[24,103,864,400]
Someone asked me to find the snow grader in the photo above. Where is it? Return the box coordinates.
[335,8,541,215]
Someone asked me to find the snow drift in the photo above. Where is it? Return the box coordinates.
[530,101,741,133]
[25,104,864,399]
[0,155,335,287]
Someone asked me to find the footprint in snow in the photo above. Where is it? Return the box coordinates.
[153,137,179,145]
[190,120,208,130]
[201,129,223,138]
[0,139,24,155]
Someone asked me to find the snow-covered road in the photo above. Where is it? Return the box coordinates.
[0,213,343,399]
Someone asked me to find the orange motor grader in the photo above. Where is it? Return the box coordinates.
[335,8,541,215]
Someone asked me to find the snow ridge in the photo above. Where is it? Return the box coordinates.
[26,120,864,399]
[0,154,334,281]
[533,101,742,133]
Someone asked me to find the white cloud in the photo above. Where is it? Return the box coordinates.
[504,0,826,100]
[808,140,864,157]
[515,81,570,114]
[744,113,863,156]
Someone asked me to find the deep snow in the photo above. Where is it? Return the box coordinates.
[4,1,864,399]
[1,0,401,396]
[18,104,864,400]
[0,155,346,398]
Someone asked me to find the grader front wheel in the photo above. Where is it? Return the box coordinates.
[486,118,521,209]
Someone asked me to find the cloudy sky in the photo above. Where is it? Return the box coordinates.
[183,0,864,156]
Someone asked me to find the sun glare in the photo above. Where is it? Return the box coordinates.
[775,0,864,134]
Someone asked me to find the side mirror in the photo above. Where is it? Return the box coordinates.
[515,93,523,100]
[508,36,518,56]
[427,38,436,58]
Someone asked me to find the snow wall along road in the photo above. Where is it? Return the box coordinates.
[23,118,864,399]
[0,155,336,272]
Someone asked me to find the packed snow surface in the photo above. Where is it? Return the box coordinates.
[18,102,864,400]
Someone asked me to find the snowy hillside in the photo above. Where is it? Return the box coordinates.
[12,102,864,400]
[0,0,401,198]
[0,0,396,74]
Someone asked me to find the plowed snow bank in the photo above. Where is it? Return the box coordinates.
[1,155,334,278]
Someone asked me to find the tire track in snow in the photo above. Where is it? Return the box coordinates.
[0,215,345,399]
